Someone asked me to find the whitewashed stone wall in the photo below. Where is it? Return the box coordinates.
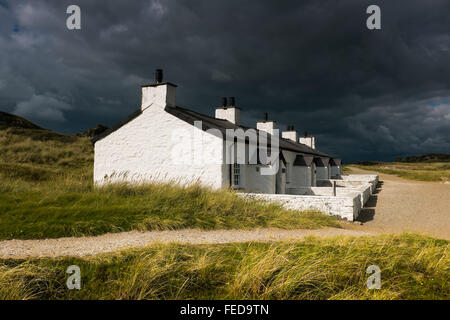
[281,149,314,188]
[239,192,361,221]
[330,165,342,178]
[94,105,225,188]
[245,164,276,193]
[287,185,372,207]
[317,174,378,194]
[291,166,313,187]
[316,166,330,180]
[341,174,379,192]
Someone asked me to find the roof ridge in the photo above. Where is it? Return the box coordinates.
[92,104,335,159]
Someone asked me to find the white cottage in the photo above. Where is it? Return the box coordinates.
[92,70,342,194]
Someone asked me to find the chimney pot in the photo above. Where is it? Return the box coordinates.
[155,69,163,83]
[264,112,268,122]
[229,97,235,106]
[221,97,227,108]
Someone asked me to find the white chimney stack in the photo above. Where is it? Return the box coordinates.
[256,112,277,136]
[141,69,177,111]
[282,125,298,142]
[299,131,316,149]
[215,97,240,125]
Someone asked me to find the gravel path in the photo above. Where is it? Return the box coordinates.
[2,168,448,259]
[345,167,450,240]
[0,228,371,259]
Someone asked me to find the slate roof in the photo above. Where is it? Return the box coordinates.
[92,105,334,159]
[314,157,330,167]
[293,154,314,166]
[330,158,342,166]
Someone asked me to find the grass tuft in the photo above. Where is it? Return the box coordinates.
[349,162,450,182]
[0,234,447,300]
[0,129,339,240]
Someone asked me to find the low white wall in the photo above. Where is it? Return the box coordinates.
[317,175,378,194]
[341,174,379,192]
[341,174,378,182]
[287,185,372,207]
[239,192,361,221]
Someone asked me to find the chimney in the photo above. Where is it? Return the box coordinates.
[256,113,277,136]
[221,97,227,107]
[215,97,240,125]
[299,132,316,149]
[141,69,177,111]
[282,125,298,142]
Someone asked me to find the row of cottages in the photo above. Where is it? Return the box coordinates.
[92,70,342,194]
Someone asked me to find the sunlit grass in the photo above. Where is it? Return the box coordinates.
[0,234,448,300]
[350,162,450,182]
[0,129,339,240]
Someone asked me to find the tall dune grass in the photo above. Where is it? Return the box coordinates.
[0,234,447,300]
[0,129,339,240]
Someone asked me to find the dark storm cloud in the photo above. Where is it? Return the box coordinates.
[0,0,449,161]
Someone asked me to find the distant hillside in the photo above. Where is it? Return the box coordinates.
[0,111,93,182]
[0,109,110,143]
[395,154,450,163]
[0,110,81,143]
[0,110,43,130]
[77,124,109,138]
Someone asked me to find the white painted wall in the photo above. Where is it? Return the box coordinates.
[245,164,276,193]
[276,160,286,194]
[256,121,277,136]
[215,107,240,125]
[94,105,225,188]
[281,131,298,142]
[239,192,361,221]
[316,166,330,180]
[291,166,312,187]
[286,185,372,207]
[330,165,342,178]
[299,136,315,149]
[281,149,317,188]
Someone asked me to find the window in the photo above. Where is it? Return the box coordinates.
[233,164,241,187]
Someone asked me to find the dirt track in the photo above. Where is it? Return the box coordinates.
[345,167,450,240]
[0,168,448,259]
[0,228,371,259]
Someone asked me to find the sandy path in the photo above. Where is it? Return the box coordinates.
[2,168,448,259]
[345,167,450,240]
[0,228,371,259]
